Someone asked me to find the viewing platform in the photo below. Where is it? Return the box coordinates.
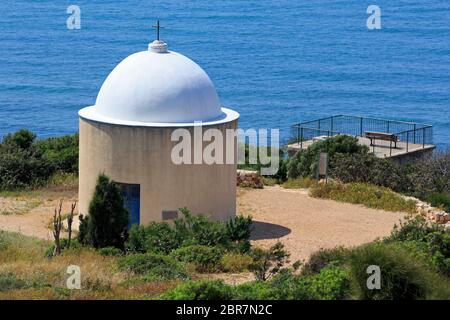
[287,115,435,161]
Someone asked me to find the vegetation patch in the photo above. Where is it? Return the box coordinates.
[282,177,317,189]
[118,253,189,281]
[0,130,78,191]
[310,182,417,213]
[287,135,367,179]
[170,245,225,273]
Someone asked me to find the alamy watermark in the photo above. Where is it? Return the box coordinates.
[66,5,81,30]
[66,265,81,289]
[171,123,280,176]
[367,5,381,30]
[366,265,381,290]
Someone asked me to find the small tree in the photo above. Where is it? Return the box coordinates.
[67,201,76,248]
[249,242,299,281]
[52,200,63,256]
[78,174,129,249]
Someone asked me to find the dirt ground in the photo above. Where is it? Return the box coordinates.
[238,186,405,262]
[0,188,78,241]
[0,186,404,262]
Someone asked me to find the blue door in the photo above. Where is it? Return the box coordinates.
[119,183,140,227]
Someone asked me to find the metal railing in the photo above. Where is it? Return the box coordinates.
[290,115,433,155]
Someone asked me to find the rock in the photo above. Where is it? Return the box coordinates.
[236,170,263,189]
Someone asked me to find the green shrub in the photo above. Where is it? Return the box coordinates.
[287,135,368,179]
[233,280,274,299]
[126,209,252,256]
[0,273,28,292]
[249,242,299,281]
[310,182,417,213]
[330,153,410,194]
[427,193,450,213]
[36,133,79,173]
[295,266,350,300]
[386,215,442,243]
[171,245,225,273]
[118,253,188,280]
[409,150,450,199]
[220,252,253,273]
[0,130,53,190]
[98,246,123,256]
[174,208,229,247]
[2,129,36,149]
[138,222,180,254]
[234,267,350,300]
[349,243,446,300]
[161,280,233,300]
[226,215,252,243]
[302,247,349,275]
[0,130,79,191]
[385,216,450,276]
[78,174,129,249]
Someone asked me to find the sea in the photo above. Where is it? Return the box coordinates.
[1,0,449,147]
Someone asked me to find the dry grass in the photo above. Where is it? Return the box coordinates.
[0,197,41,215]
[282,177,318,189]
[0,231,179,299]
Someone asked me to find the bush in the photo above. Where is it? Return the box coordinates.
[302,247,349,275]
[78,174,129,249]
[295,266,350,300]
[125,209,252,256]
[0,273,28,292]
[386,216,450,276]
[226,215,252,243]
[161,280,234,300]
[0,130,79,191]
[220,252,253,273]
[349,243,445,300]
[287,135,368,179]
[427,193,450,213]
[249,242,299,281]
[234,267,350,300]
[171,245,225,273]
[36,134,78,173]
[118,253,188,280]
[409,150,450,199]
[128,223,180,254]
[0,130,53,190]
[386,215,442,243]
[310,182,417,213]
[174,208,229,246]
[98,246,123,256]
[330,153,410,194]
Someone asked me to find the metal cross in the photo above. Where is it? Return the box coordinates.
[152,20,164,41]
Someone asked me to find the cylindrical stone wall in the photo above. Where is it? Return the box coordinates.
[79,118,237,224]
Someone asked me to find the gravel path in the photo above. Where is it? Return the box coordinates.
[238,186,405,263]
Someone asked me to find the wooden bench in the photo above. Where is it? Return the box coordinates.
[364,131,398,148]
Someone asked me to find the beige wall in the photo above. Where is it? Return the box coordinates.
[79,119,237,224]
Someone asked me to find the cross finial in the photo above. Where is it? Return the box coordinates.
[152,20,164,41]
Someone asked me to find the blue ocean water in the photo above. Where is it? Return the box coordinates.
[0,1,449,147]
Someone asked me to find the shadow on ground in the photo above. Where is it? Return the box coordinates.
[250,221,291,240]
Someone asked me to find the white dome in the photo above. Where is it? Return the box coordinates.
[79,42,238,126]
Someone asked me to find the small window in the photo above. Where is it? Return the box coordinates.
[162,210,178,221]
